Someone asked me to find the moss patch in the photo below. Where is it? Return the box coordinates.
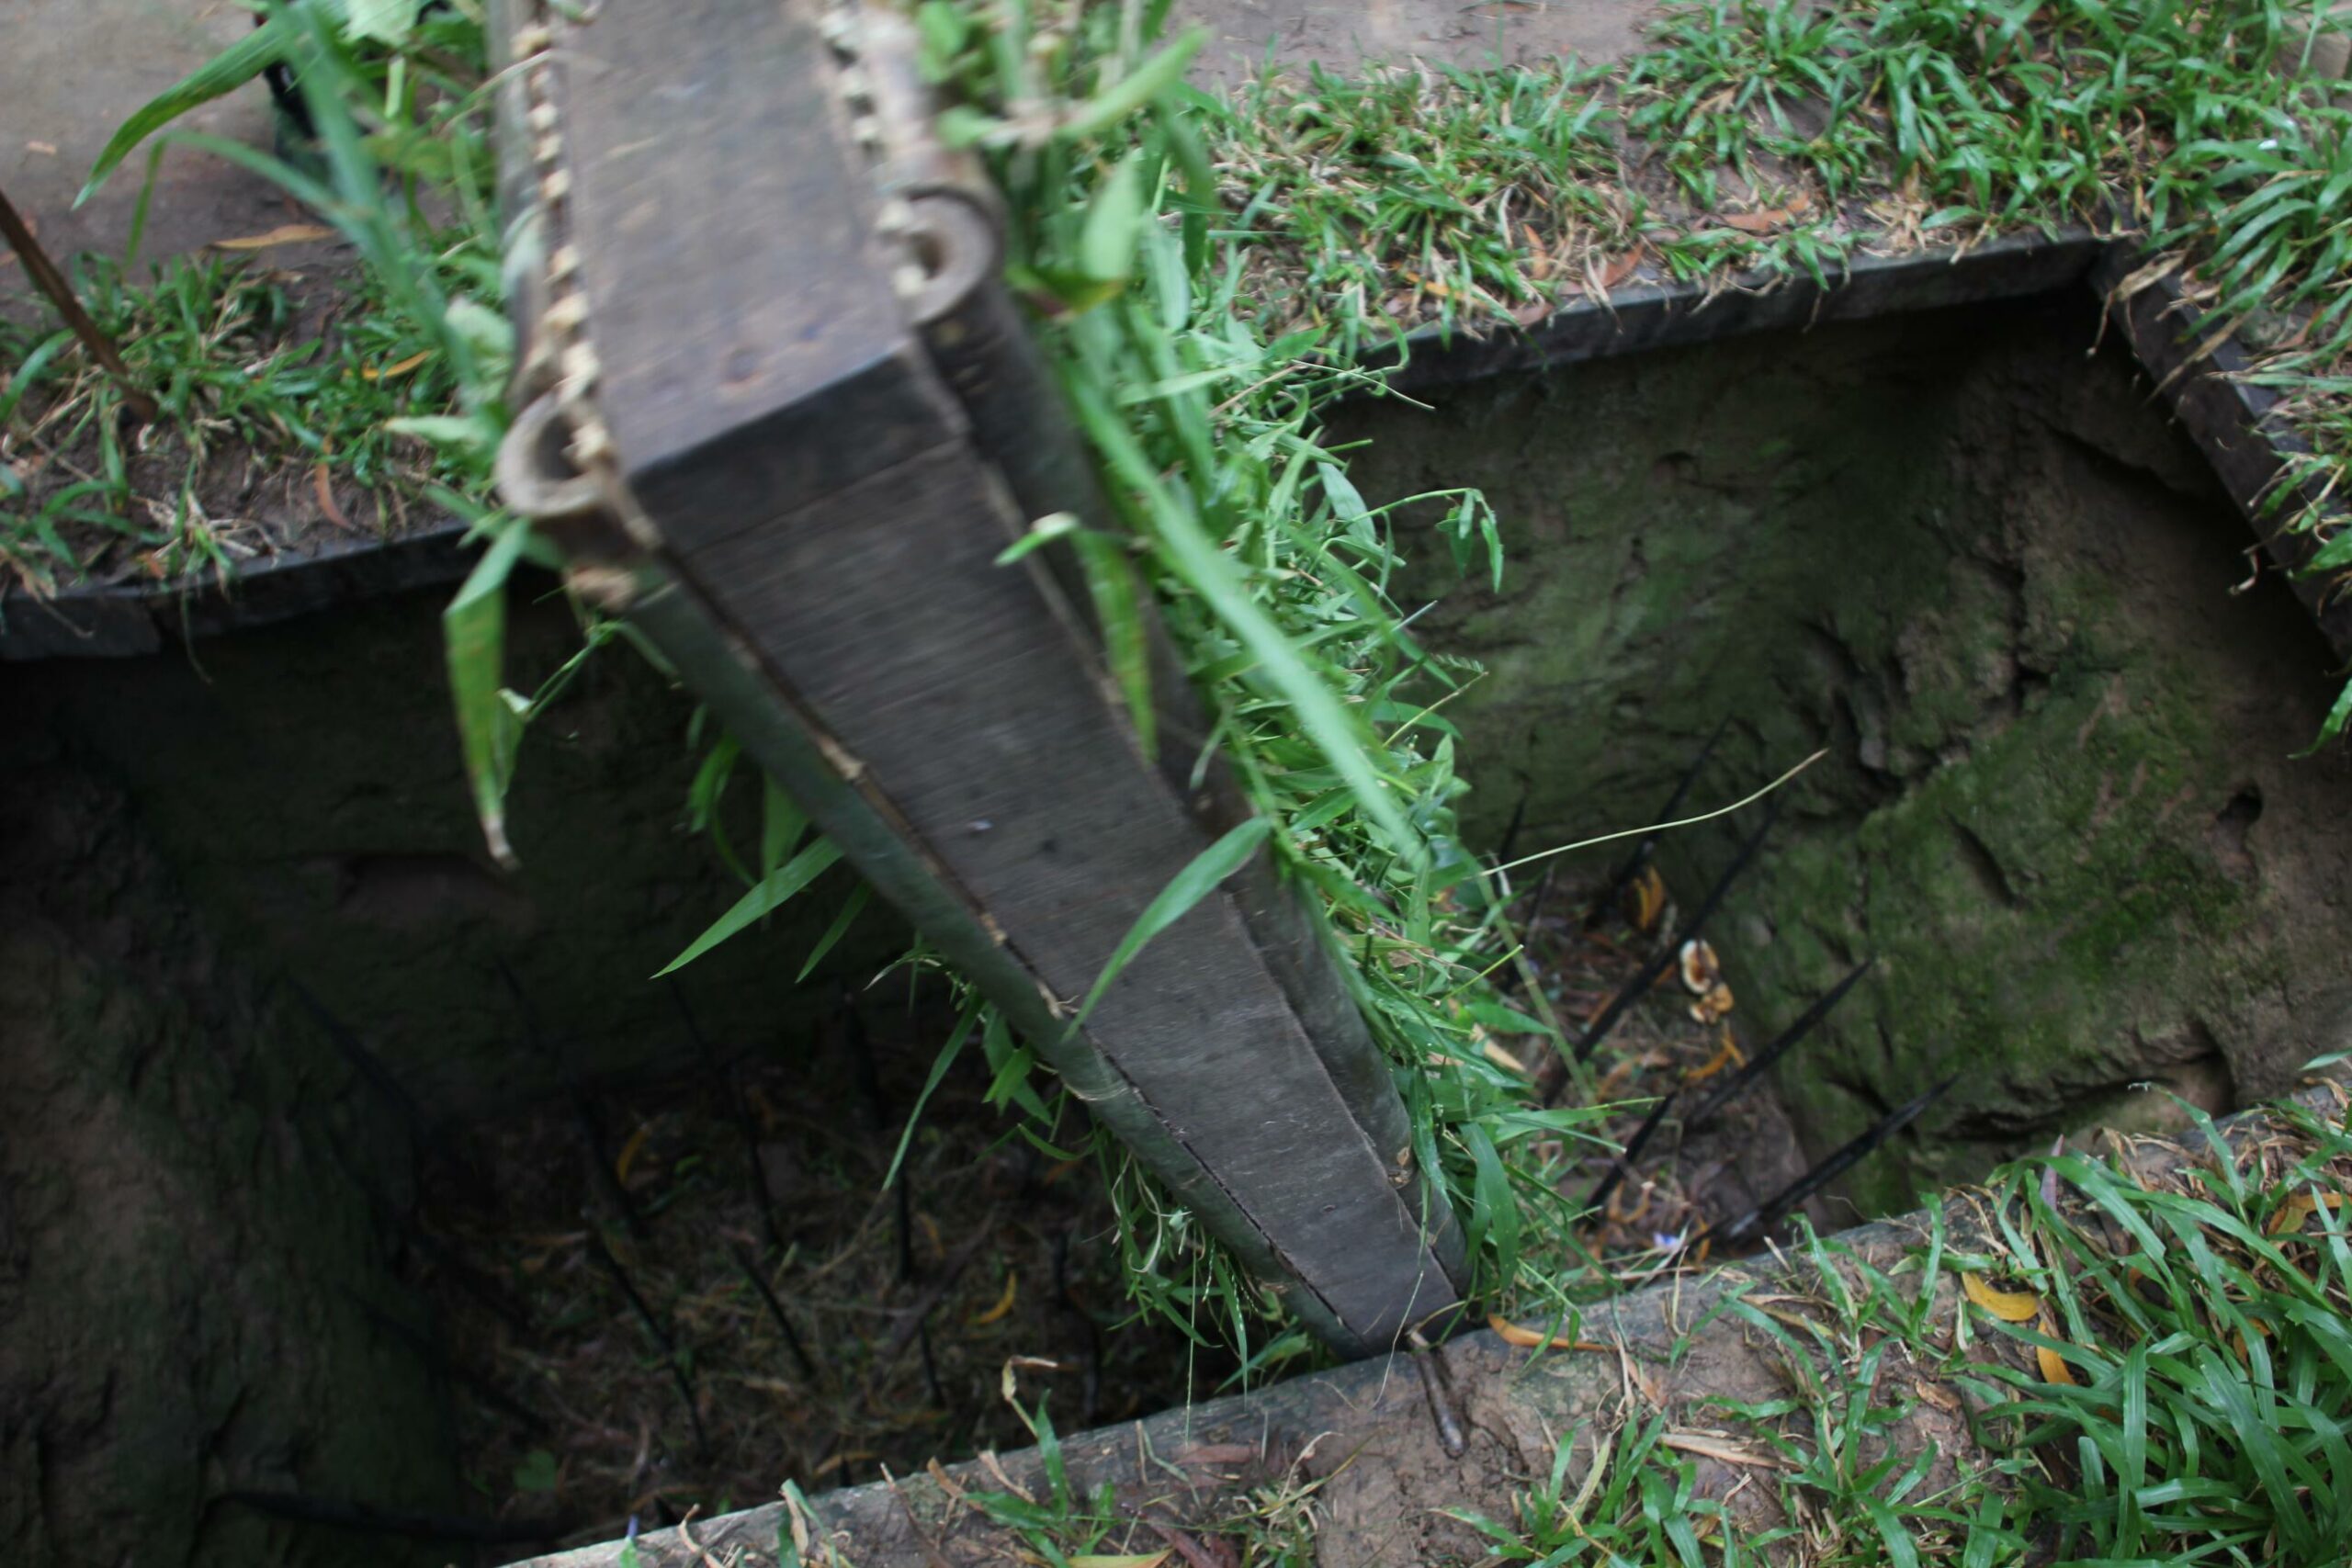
[1338,292,2352,1209]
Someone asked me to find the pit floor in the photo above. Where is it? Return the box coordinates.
[413,868,1816,1554]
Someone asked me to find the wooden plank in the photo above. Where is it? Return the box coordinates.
[514,0,1461,1353]
[1382,229,2109,392]
[2090,250,2352,660]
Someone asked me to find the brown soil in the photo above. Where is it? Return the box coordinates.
[409,981,1228,1555]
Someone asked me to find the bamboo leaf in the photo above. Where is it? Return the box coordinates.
[1072,818,1271,1027]
[655,838,842,976]
[442,523,529,867]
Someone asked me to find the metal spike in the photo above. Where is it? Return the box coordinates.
[1495,782,1532,870]
[1583,716,1732,930]
[730,1242,824,1390]
[499,960,647,1241]
[285,976,473,1187]
[341,1288,549,1436]
[584,1228,710,1456]
[1720,1076,1958,1245]
[1682,958,1875,1129]
[1547,795,1782,1100]
[1578,1089,1679,1221]
[672,978,785,1257]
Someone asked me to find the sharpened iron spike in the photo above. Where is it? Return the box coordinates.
[1550,795,1782,1098]
[1721,1075,1958,1244]
[730,1242,824,1390]
[341,1289,549,1436]
[1579,1089,1679,1220]
[673,977,786,1257]
[1583,716,1732,930]
[1682,958,1875,1130]
[585,1228,711,1457]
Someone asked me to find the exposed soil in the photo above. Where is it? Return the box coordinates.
[408,981,1228,1556]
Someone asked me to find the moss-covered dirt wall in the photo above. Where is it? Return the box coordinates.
[1338,292,2352,1215]
[0,578,906,1116]
[0,752,450,1567]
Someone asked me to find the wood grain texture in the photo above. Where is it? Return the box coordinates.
[539,0,1457,1352]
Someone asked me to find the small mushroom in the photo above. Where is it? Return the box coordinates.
[1678,938,1722,996]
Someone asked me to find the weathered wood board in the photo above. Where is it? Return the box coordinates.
[492,0,1461,1354]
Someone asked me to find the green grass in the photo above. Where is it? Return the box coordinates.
[887,1085,2352,1566]
[0,246,475,589]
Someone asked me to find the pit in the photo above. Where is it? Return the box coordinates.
[7,275,2350,1565]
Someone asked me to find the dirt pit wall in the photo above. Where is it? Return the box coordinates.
[1338,291,2352,1213]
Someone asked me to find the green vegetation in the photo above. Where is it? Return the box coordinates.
[829,1087,2352,1566]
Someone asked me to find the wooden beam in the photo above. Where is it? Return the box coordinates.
[489,0,1461,1354]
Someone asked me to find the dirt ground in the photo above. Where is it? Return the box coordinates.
[406,861,1826,1559]
[410,978,1234,1557]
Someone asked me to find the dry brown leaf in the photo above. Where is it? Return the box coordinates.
[1962,1271,2041,1323]
[2266,1190,2346,1235]
[361,348,433,381]
[1689,982,1735,1025]
[2037,1342,2076,1385]
[1589,247,1644,293]
[1679,938,1722,995]
[209,222,336,251]
[1914,1379,1962,1413]
[1172,1443,1258,1467]
[1718,194,1815,234]
[312,462,355,531]
[1069,1555,1170,1568]
[1662,1431,1791,1469]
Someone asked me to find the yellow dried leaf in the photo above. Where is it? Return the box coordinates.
[614,1122,651,1185]
[2267,1191,2346,1235]
[970,1270,1018,1326]
[361,349,434,381]
[1070,1556,1170,1568]
[1962,1271,2040,1323]
[2037,1343,2076,1385]
[209,222,336,250]
[1487,1314,1611,1351]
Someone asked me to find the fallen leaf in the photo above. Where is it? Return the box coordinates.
[614,1122,651,1185]
[1589,247,1644,293]
[1483,1039,1530,1076]
[1662,1431,1790,1469]
[2037,1342,2076,1385]
[361,348,433,381]
[969,1269,1018,1326]
[1488,1314,1613,1351]
[1173,1443,1259,1467]
[1070,1555,1169,1568]
[1962,1271,2041,1323]
[209,222,336,251]
[1689,982,1735,1025]
[1913,1379,1962,1413]
[1685,1030,1745,1083]
[26,141,57,156]
[2266,1190,2346,1235]
[312,462,354,531]
[1717,194,1816,234]
[1629,864,1667,931]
